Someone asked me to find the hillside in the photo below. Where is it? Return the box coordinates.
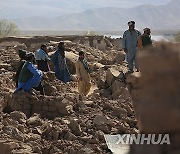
[12,0,180,31]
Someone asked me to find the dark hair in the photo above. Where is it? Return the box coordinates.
[131,21,135,24]
[58,42,64,46]
[18,49,27,59]
[41,44,47,49]
[79,51,84,56]
[25,52,35,61]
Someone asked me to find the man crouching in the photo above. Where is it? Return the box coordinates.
[14,52,44,95]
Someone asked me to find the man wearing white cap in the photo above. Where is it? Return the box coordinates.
[122,21,141,73]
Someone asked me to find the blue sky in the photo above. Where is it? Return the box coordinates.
[0,0,172,18]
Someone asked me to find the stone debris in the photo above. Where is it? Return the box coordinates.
[0,35,143,154]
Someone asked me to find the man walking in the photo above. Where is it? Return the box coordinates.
[122,21,141,73]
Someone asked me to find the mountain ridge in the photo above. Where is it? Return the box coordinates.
[11,0,180,31]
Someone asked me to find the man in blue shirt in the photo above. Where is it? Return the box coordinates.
[35,44,50,72]
[122,21,141,73]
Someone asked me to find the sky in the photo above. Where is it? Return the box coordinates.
[0,0,172,19]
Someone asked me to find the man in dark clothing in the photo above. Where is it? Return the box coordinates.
[138,28,153,50]
[51,42,71,83]
[14,49,27,87]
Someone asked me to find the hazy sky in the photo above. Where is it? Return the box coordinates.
[0,0,172,18]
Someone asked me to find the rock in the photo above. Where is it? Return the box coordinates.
[112,91,122,100]
[112,107,127,118]
[68,118,82,136]
[113,51,126,63]
[92,62,105,70]
[13,44,27,51]
[111,80,125,93]
[106,68,121,86]
[65,93,76,103]
[64,131,77,141]
[119,88,131,100]
[10,111,27,124]
[0,141,20,154]
[95,130,105,141]
[26,133,41,142]
[102,102,113,110]
[18,124,25,133]
[3,126,24,141]
[52,130,59,140]
[0,63,12,70]
[96,124,111,134]
[93,115,112,126]
[84,101,94,107]
[118,123,128,133]
[65,52,78,74]
[3,117,18,126]
[78,146,95,154]
[27,114,41,126]
[44,84,56,96]
[44,123,53,134]
[97,78,106,89]
[55,98,73,116]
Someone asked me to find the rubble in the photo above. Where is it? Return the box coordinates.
[0,35,138,153]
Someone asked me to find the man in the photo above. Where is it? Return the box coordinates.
[14,52,44,95]
[14,49,27,88]
[122,21,141,73]
[75,51,91,96]
[35,44,50,72]
[138,28,153,50]
[51,42,71,83]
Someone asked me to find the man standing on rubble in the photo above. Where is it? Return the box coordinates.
[51,42,71,83]
[14,52,44,95]
[75,51,91,96]
[122,21,141,73]
[35,44,50,72]
[137,27,153,50]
